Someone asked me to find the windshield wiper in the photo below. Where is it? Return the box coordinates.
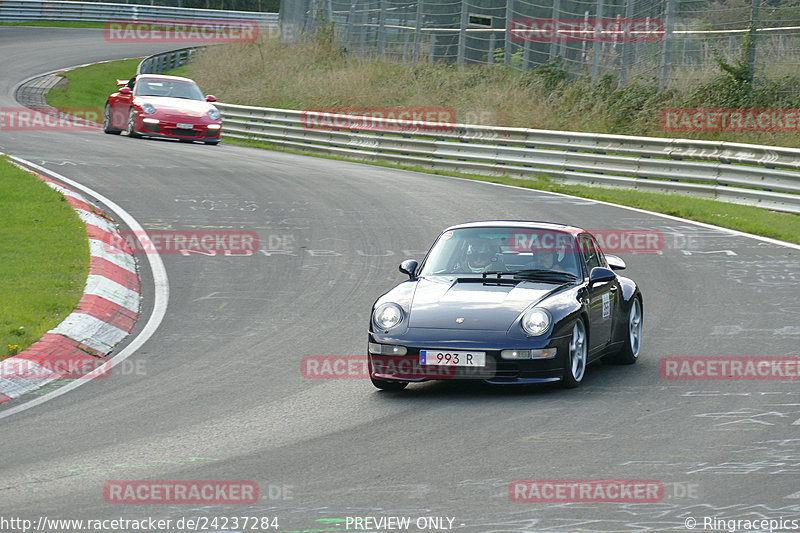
[481,271,521,285]
[452,271,520,285]
[512,269,578,282]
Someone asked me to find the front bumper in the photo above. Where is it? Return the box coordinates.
[368,329,571,384]
[138,119,221,140]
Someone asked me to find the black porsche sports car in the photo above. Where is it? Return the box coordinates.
[368,221,643,390]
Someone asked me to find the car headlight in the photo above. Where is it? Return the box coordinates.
[521,308,551,336]
[141,103,156,114]
[373,303,404,331]
[208,108,221,121]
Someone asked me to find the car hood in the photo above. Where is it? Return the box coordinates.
[408,277,564,330]
[135,96,216,120]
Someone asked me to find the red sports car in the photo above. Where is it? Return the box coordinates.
[103,74,222,145]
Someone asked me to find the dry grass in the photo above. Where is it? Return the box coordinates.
[186,32,800,147]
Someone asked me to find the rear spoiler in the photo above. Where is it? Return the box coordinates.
[116,79,129,87]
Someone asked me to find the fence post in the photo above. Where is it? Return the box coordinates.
[488,31,496,64]
[359,0,367,57]
[346,1,356,49]
[279,0,304,43]
[413,0,423,61]
[458,0,468,66]
[682,37,688,65]
[618,0,634,87]
[591,0,604,83]
[523,39,530,70]
[307,0,317,37]
[747,0,761,83]
[549,0,560,61]
[504,0,514,66]
[377,0,387,56]
[658,0,677,90]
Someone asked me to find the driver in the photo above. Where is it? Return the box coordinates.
[528,251,556,270]
[464,239,501,272]
[522,244,574,273]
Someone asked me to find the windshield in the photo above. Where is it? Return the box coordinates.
[135,78,205,101]
[418,227,582,279]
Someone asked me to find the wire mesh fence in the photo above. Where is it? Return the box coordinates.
[279,0,800,89]
[54,0,280,9]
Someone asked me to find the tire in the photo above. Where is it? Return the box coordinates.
[561,318,588,388]
[126,108,140,138]
[102,103,121,134]
[204,141,220,146]
[371,378,408,391]
[608,297,643,365]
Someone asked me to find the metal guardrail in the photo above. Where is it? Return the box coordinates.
[137,47,197,75]
[214,103,800,214]
[0,0,278,24]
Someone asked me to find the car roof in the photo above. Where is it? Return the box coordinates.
[136,74,196,84]
[443,221,585,235]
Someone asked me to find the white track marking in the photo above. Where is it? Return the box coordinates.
[0,155,169,420]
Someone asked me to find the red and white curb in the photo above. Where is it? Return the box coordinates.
[0,171,140,404]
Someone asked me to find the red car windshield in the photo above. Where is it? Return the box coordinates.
[135,78,205,101]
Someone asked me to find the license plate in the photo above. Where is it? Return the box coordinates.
[420,350,485,367]
[176,123,193,129]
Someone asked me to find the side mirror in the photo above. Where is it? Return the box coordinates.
[399,259,418,279]
[206,95,217,102]
[119,87,132,95]
[589,266,616,285]
[605,254,626,271]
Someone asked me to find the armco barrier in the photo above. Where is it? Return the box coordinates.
[137,47,197,75]
[213,103,800,214]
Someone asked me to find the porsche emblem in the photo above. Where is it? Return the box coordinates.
[456,318,465,324]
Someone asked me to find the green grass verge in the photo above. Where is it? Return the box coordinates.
[45,58,800,246]
[225,136,800,245]
[0,157,89,359]
[46,58,142,114]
